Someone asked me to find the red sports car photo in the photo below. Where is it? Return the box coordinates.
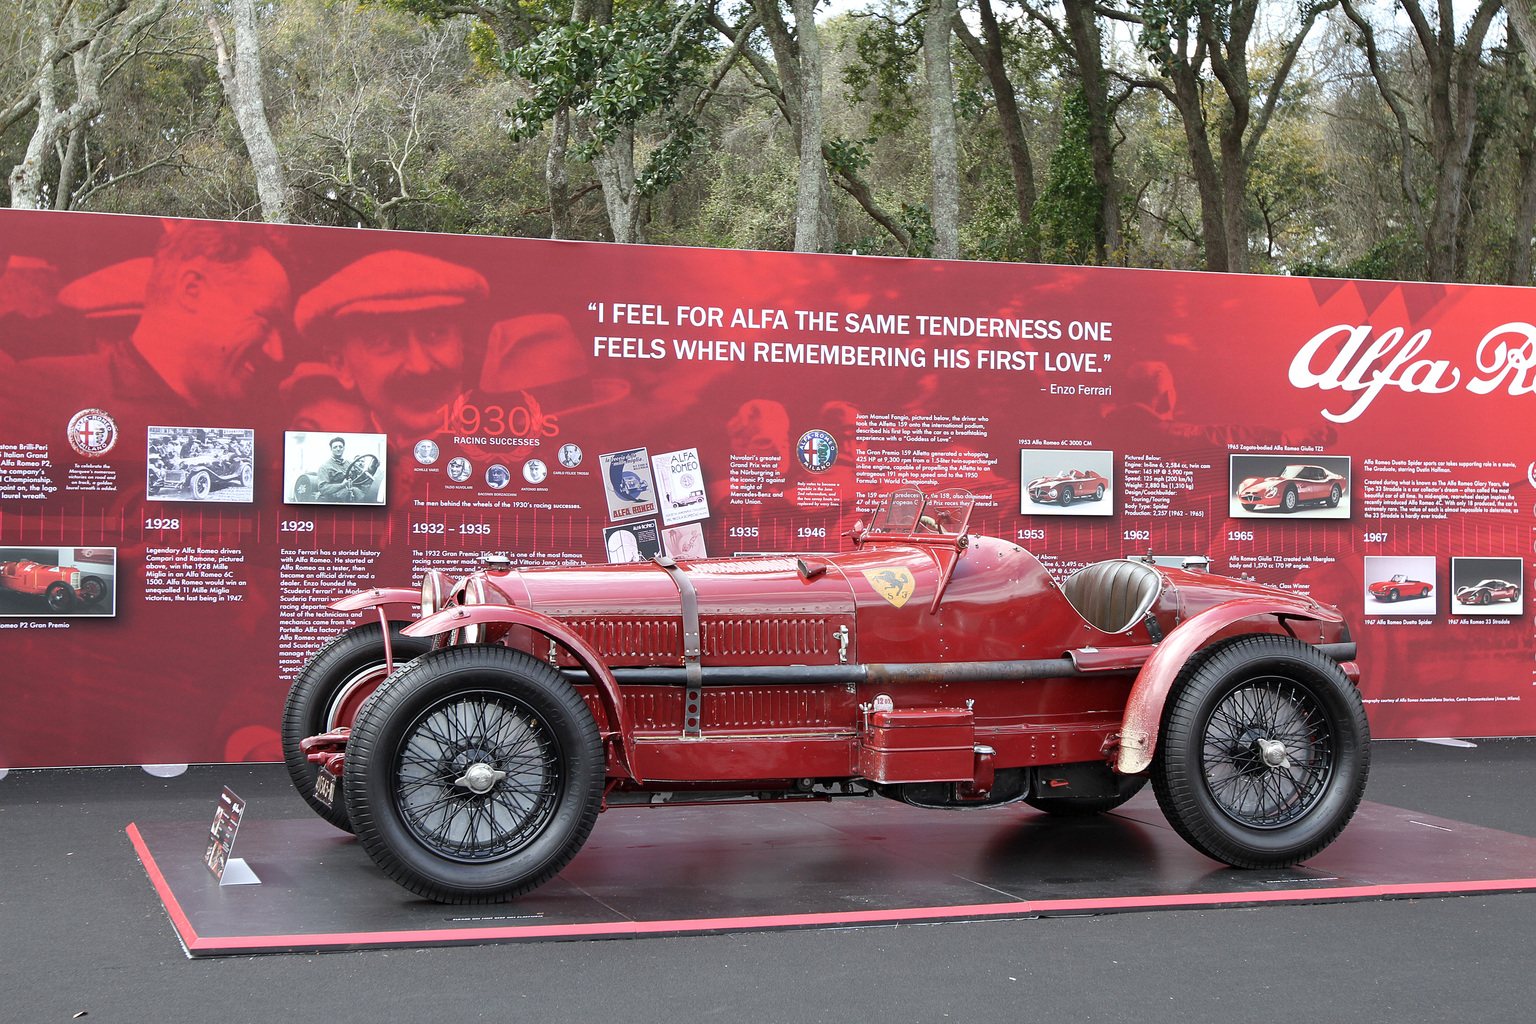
[1025,468,1108,507]
[284,485,1369,905]
[1368,574,1432,602]
[1454,579,1520,605]
[0,559,107,611]
[1237,464,1346,513]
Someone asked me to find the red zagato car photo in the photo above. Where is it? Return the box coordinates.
[1236,464,1346,512]
[284,486,1369,904]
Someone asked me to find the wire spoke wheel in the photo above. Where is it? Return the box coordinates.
[1152,634,1369,868]
[395,692,562,862]
[1200,678,1332,829]
[281,621,433,833]
[343,645,605,904]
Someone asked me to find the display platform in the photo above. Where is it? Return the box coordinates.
[128,792,1536,957]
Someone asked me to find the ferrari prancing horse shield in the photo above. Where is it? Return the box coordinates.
[862,567,916,608]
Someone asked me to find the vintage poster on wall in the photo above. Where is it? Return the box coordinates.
[3,206,1536,770]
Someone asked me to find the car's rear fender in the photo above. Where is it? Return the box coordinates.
[1115,595,1350,775]
[402,604,639,782]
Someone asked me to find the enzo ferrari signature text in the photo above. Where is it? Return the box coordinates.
[1289,322,1536,422]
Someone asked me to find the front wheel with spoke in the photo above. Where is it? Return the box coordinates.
[343,645,604,903]
[1151,634,1369,868]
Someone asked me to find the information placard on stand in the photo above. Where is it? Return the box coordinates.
[203,786,260,886]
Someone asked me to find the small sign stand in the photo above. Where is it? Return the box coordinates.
[203,786,260,886]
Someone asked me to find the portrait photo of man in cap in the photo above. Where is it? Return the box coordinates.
[293,251,488,439]
[0,223,291,442]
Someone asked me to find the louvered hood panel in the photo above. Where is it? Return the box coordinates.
[487,557,858,667]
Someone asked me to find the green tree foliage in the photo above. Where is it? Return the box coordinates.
[7,1,1536,285]
[504,2,713,194]
[1031,86,1101,263]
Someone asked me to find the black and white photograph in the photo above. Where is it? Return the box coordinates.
[1229,454,1351,519]
[485,464,511,489]
[1019,449,1114,516]
[599,446,657,521]
[651,447,709,525]
[146,426,254,502]
[0,547,116,617]
[1450,557,1523,617]
[283,431,386,505]
[446,456,472,482]
[603,519,661,563]
[1364,555,1437,616]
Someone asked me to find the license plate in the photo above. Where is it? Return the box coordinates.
[314,767,337,809]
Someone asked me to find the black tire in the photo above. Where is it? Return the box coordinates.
[282,621,433,832]
[1327,483,1342,508]
[343,645,605,903]
[45,581,73,612]
[1481,590,1493,605]
[78,576,105,604]
[1281,486,1298,512]
[1024,775,1146,817]
[1058,485,1074,507]
[1093,484,1105,501]
[1387,588,1399,602]
[190,470,212,500]
[1151,634,1370,868]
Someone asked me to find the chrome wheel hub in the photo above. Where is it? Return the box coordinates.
[454,761,508,795]
[1255,737,1289,769]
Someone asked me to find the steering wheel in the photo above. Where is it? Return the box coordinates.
[345,454,380,485]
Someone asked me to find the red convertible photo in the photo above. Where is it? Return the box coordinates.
[0,559,106,611]
[1368,574,1432,602]
[285,486,1369,904]
[1025,468,1108,507]
[1236,464,1346,513]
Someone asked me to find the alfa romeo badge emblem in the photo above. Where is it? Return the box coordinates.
[66,408,118,457]
[797,429,837,473]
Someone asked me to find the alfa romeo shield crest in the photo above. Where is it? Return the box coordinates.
[66,408,118,457]
[797,429,837,473]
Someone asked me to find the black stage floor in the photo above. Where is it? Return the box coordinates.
[7,740,1536,1024]
[129,789,1536,956]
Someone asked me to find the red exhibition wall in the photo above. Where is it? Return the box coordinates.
[2,208,1533,768]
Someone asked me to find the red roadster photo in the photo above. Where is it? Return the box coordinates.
[1368,574,1432,602]
[0,559,106,611]
[1025,468,1108,507]
[284,486,1369,904]
[1236,464,1346,513]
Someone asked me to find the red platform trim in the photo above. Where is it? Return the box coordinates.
[127,823,1536,956]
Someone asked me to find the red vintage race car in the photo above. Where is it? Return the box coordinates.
[1237,465,1345,512]
[1455,579,1520,605]
[0,559,106,611]
[1025,468,1108,507]
[284,486,1369,904]
[1367,574,1432,601]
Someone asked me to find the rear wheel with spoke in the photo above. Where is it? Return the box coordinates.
[282,621,432,832]
[1152,634,1369,867]
[344,645,604,903]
